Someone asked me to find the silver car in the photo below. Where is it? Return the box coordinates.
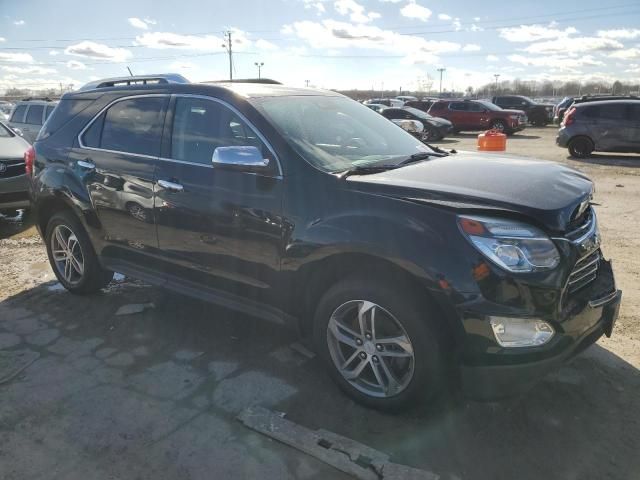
[8,99,57,144]
[0,121,31,215]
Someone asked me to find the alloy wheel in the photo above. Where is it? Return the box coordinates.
[50,224,85,285]
[326,300,415,398]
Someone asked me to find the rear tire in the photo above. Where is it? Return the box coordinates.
[313,275,445,411]
[489,119,506,132]
[45,211,113,294]
[568,137,594,158]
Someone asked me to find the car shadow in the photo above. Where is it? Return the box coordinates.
[0,210,38,240]
[1,279,638,480]
[567,153,640,168]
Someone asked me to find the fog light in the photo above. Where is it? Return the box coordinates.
[489,317,555,348]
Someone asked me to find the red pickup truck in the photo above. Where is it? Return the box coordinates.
[428,99,527,135]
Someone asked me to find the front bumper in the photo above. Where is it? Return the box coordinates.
[459,260,621,400]
[0,174,30,210]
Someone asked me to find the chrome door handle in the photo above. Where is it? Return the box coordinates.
[77,160,95,169]
[158,179,184,192]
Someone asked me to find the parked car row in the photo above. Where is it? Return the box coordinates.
[0,120,31,216]
[19,74,620,411]
[8,97,58,143]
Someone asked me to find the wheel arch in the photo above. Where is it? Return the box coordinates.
[292,251,461,350]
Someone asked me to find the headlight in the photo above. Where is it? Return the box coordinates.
[458,215,560,273]
[489,316,555,347]
[509,115,519,119]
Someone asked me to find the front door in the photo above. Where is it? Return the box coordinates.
[154,95,284,307]
[592,103,630,151]
[69,95,168,263]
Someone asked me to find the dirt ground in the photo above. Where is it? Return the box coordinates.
[0,126,638,480]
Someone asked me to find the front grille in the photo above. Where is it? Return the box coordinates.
[567,249,601,294]
[0,158,25,179]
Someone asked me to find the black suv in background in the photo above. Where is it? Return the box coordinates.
[29,75,621,410]
[557,99,640,157]
[492,95,554,126]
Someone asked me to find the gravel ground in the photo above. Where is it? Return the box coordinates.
[0,126,638,480]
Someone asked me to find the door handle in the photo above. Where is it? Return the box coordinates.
[77,160,95,169]
[158,179,184,192]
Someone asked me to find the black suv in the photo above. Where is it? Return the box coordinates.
[30,75,621,410]
[492,95,554,126]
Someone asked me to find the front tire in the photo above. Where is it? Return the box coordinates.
[313,276,445,411]
[568,137,594,158]
[45,211,113,294]
[489,119,506,132]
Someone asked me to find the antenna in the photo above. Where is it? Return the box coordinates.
[127,66,134,77]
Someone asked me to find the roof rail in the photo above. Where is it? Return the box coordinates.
[21,97,54,102]
[78,74,190,91]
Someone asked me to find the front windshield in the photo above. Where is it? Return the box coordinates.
[403,106,432,119]
[477,100,502,111]
[253,95,433,173]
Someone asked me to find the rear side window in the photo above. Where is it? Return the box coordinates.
[98,97,167,156]
[468,102,484,112]
[10,105,27,123]
[429,102,445,111]
[449,102,468,111]
[26,105,44,125]
[170,97,267,165]
[598,104,628,121]
[38,99,91,140]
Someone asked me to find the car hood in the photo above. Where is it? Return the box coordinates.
[0,134,30,159]
[346,151,593,232]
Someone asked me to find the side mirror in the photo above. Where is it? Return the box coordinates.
[212,146,270,173]
[391,119,424,134]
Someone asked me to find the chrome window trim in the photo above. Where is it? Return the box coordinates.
[77,93,171,160]
[167,93,283,178]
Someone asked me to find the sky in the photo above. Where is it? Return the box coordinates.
[1,0,640,93]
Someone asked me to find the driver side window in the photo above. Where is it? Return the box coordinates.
[170,97,268,165]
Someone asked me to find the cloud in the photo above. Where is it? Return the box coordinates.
[143,18,157,25]
[255,39,278,50]
[168,60,198,70]
[135,32,223,50]
[1,65,56,75]
[507,54,604,70]
[0,73,80,91]
[287,19,460,64]
[49,50,61,56]
[65,41,133,62]
[437,13,451,20]
[610,48,640,59]
[378,0,402,3]
[400,1,432,22]
[470,24,483,32]
[499,24,578,42]
[597,29,640,40]
[13,20,25,26]
[334,0,380,23]
[524,36,623,55]
[486,54,499,62]
[0,52,34,63]
[452,18,461,31]
[128,17,149,30]
[0,37,5,42]
[66,60,88,70]
[462,44,481,52]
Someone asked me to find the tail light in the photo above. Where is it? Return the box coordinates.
[24,146,35,176]
[563,107,576,127]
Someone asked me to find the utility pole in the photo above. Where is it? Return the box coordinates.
[437,68,446,96]
[494,74,500,93]
[254,62,264,79]
[305,80,310,87]
[222,31,233,81]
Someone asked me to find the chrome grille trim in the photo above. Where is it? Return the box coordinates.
[567,250,600,294]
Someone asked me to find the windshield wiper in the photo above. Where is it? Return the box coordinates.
[337,164,397,179]
[394,151,446,167]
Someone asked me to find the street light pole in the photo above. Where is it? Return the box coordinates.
[437,68,446,96]
[494,74,500,93]
[254,62,264,79]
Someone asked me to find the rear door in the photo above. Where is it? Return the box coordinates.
[447,102,469,129]
[467,102,490,129]
[68,95,168,263]
[591,103,630,151]
[627,104,640,152]
[154,95,284,307]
